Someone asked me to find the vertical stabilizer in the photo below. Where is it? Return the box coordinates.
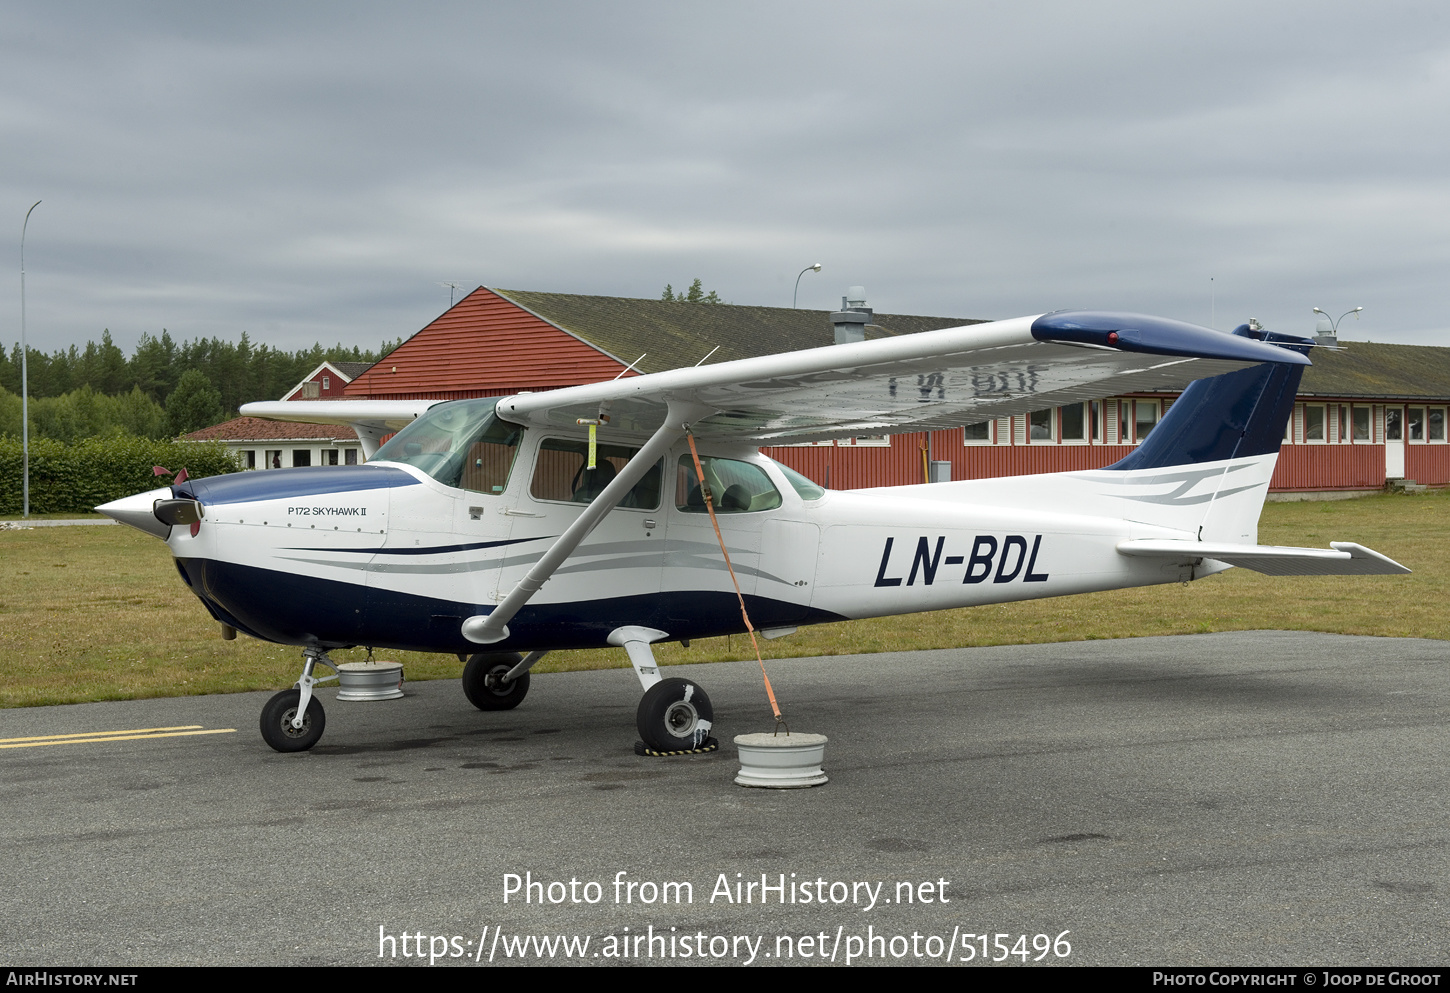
[1108,326,1310,472]
[1104,326,1313,542]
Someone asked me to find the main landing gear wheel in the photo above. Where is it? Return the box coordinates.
[260,689,326,752]
[636,678,714,752]
[462,652,530,711]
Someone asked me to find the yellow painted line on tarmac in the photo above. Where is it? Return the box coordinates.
[0,727,237,750]
[0,725,203,744]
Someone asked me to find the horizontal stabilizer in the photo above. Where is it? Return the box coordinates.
[1117,539,1410,576]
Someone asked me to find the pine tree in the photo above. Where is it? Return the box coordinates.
[661,278,721,304]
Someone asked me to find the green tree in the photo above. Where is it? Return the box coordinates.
[660,278,722,304]
[0,386,20,437]
[114,386,169,439]
[165,369,225,435]
[129,329,179,404]
[77,330,128,395]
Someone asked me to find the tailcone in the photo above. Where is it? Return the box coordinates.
[96,486,175,539]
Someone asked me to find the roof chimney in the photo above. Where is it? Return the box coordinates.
[1314,316,1336,346]
[831,285,872,345]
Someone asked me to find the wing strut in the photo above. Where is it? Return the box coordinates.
[460,401,708,646]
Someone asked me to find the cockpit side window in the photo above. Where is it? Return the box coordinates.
[530,437,662,509]
[675,456,782,513]
[372,399,523,494]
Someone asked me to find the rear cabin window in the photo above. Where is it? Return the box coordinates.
[675,456,782,513]
[530,438,662,509]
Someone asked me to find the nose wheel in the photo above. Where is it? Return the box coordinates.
[259,648,337,752]
[260,688,326,752]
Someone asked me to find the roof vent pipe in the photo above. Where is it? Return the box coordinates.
[831,286,872,345]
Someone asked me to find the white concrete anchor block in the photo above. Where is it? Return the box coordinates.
[733,732,828,788]
[336,661,405,701]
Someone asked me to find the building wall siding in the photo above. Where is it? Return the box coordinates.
[1269,445,1385,491]
[764,432,1139,489]
[1406,445,1450,486]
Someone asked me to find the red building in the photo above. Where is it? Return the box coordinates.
[340,287,1450,496]
[280,360,373,401]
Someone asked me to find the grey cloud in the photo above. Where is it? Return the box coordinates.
[2,1,1448,356]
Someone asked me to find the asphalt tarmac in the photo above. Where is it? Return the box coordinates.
[1,631,1446,968]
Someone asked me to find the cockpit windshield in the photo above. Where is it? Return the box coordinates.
[372,398,523,494]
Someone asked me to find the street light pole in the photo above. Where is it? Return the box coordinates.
[793,262,822,309]
[1312,306,1363,334]
[20,200,40,518]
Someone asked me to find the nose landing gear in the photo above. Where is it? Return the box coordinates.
[260,648,337,752]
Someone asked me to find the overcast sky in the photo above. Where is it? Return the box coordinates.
[3,1,1448,358]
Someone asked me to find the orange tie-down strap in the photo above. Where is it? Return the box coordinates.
[685,431,785,725]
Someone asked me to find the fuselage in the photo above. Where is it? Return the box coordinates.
[140,422,1256,654]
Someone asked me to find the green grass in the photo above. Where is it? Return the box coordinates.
[0,491,1443,707]
[1,512,109,520]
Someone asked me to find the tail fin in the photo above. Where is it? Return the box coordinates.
[1108,325,1312,473]
[1102,325,1313,543]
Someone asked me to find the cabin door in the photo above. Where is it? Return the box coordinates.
[493,435,667,634]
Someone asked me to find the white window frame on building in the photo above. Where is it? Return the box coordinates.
[1058,402,1089,444]
[962,419,993,445]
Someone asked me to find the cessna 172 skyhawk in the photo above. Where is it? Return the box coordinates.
[99,311,1407,754]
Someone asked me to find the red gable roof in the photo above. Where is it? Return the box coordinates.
[344,287,628,400]
[185,416,359,443]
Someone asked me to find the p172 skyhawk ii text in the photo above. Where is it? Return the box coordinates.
[99,311,1407,754]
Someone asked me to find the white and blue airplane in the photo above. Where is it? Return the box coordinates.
[98,311,1408,754]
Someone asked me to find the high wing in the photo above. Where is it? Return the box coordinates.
[238,312,1308,447]
[493,311,1311,443]
[238,399,438,458]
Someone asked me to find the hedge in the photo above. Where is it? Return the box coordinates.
[0,436,243,515]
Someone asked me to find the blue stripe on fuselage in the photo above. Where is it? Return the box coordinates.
[285,535,555,556]
[177,465,419,505]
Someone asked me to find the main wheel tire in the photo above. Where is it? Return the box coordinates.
[636,678,714,752]
[462,652,529,711]
[260,688,326,752]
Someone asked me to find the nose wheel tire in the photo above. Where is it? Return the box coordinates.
[260,689,326,752]
[462,652,530,711]
[636,678,714,752]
